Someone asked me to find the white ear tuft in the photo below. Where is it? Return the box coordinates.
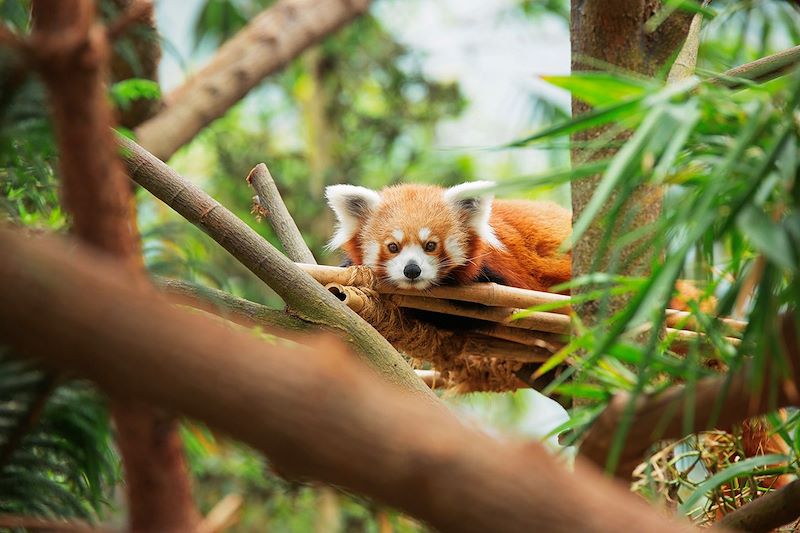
[325,184,382,250]
[443,181,504,250]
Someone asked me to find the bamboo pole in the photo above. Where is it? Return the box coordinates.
[301,264,748,336]
[390,294,571,334]
[473,325,566,351]
[462,336,551,363]
[298,263,571,314]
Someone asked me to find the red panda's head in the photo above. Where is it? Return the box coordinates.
[325,181,503,289]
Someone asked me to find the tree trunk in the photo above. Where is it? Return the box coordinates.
[569,1,692,323]
[29,1,199,529]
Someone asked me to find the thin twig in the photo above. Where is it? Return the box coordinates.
[156,277,321,335]
[247,163,316,264]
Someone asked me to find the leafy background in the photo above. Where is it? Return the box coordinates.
[1,0,800,530]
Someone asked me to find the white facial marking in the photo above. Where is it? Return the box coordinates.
[385,244,439,289]
[444,235,467,266]
[362,240,380,267]
[418,227,431,241]
[391,229,404,242]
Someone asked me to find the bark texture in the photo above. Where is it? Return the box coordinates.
[134,0,372,160]
[28,1,198,529]
[0,228,704,533]
[569,2,692,322]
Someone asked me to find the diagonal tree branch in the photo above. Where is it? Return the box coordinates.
[119,135,434,398]
[0,228,700,533]
[134,0,372,160]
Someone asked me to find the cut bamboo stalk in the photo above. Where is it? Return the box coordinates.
[325,283,369,313]
[388,285,570,315]
[462,336,551,363]
[390,294,570,335]
[300,265,750,337]
[298,263,571,313]
[666,328,741,348]
[473,325,566,352]
[415,369,442,389]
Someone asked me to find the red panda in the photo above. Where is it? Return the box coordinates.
[325,181,572,292]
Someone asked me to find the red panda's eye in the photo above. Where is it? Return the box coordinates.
[425,241,437,252]
[387,242,399,253]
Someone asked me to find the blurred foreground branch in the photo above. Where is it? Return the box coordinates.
[26,1,199,528]
[0,228,700,533]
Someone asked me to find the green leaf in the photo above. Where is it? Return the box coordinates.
[542,73,655,107]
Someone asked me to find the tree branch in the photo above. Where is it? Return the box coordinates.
[156,277,319,334]
[714,44,800,88]
[134,0,372,160]
[247,163,316,264]
[119,135,433,398]
[716,479,800,533]
[0,228,700,533]
[580,313,799,478]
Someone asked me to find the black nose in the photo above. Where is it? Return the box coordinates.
[403,263,421,280]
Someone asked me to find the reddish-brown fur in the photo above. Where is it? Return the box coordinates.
[339,184,572,291]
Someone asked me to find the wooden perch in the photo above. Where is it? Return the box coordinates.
[390,294,570,334]
[579,312,799,479]
[134,0,372,160]
[248,163,316,264]
[119,135,433,398]
[299,263,571,313]
[0,228,699,533]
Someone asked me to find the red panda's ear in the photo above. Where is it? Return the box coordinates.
[443,181,504,250]
[325,184,382,250]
